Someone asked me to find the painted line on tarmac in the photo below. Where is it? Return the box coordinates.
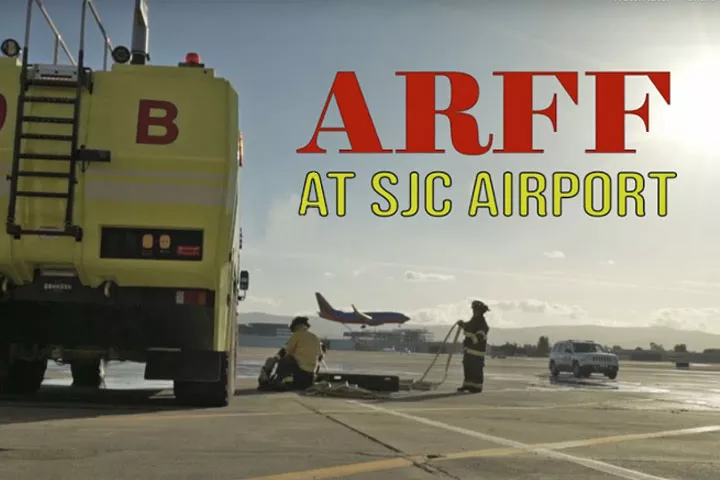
[236,423,720,480]
[392,400,609,412]
[442,425,720,461]
[237,457,420,480]
[348,401,680,480]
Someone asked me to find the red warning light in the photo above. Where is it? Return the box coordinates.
[184,52,201,64]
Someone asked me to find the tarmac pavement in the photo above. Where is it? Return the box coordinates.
[1,348,720,480]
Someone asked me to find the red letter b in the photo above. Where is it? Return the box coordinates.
[136,100,179,145]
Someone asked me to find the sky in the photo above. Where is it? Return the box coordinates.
[2,0,719,332]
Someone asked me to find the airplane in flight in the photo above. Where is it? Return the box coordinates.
[315,292,411,329]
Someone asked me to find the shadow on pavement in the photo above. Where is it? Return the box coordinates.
[0,385,185,426]
[233,387,275,396]
[0,384,281,426]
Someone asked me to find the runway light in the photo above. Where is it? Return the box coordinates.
[1,38,20,58]
[111,45,131,64]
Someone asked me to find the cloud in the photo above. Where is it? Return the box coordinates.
[263,194,322,248]
[409,297,587,326]
[489,299,587,319]
[404,270,455,282]
[244,251,717,297]
[406,300,720,333]
[601,260,616,266]
[650,307,720,332]
[543,250,565,259]
[323,272,335,278]
[409,300,472,325]
[351,265,375,277]
[680,280,720,289]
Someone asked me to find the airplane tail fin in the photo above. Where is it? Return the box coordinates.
[315,292,334,315]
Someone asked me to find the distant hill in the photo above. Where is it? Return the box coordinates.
[237,312,720,352]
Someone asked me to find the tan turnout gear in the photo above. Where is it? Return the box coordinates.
[266,317,323,391]
[284,323,323,374]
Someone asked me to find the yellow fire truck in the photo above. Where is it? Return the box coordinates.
[0,0,249,407]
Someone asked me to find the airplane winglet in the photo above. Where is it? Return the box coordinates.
[351,304,372,321]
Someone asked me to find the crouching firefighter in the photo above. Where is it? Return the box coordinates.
[456,300,490,393]
[259,316,323,391]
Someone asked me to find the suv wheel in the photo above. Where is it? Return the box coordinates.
[572,362,582,378]
[549,361,559,377]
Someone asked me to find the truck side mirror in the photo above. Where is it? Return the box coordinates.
[237,270,249,300]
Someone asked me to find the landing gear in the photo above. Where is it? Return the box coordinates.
[70,359,105,388]
[0,346,47,395]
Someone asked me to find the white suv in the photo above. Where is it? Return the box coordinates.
[549,340,619,379]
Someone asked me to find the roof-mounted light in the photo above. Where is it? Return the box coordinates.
[179,52,205,67]
[1,39,20,58]
[112,45,131,64]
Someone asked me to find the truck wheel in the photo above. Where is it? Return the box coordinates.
[606,370,618,380]
[174,350,234,408]
[0,357,47,395]
[572,362,582,378]
[70,359,104,388]
[549,361,559,377]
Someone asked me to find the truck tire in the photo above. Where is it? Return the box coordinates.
[606,370,618,380]
[174,347,235,407]
[70,359,104,388]
[0,357,47,395]
[572,362,582,378]
[549,361,559,377]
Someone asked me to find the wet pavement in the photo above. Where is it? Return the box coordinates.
[2,348,720,479]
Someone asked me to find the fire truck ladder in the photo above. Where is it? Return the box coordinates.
[6,0,113,241]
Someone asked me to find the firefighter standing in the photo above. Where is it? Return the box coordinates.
[457,300,490,393]
[274,316,323,390]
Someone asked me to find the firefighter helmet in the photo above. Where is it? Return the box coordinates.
[289,316,310,331]
[471,300,489,312]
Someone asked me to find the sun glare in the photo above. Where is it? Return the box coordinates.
[655,55,720,155]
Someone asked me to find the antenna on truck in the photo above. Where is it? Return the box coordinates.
[130,0,150,65]
[109,0,149,66]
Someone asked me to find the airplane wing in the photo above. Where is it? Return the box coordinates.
[351,304,373,321]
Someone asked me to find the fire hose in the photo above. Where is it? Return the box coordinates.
[304,322,463,399]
